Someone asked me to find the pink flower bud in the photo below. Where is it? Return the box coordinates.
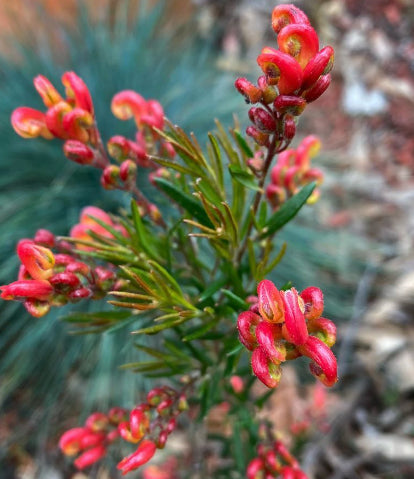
[281,288,308,345]
[249,107,277,133]
[11,107,53,139]
[257,280,285,323]
[300,286,324,320]
[257,76,278,104]
[280,466,296,479]
[147,387,168,407]
[283,115,296,141]
[49,272,81,292]
[85,412,109,432]
[69,287,93,301]
[101,165,120,190]
[277,24,319,69]
[61,71,94,114]
[246,125,270,146]
[256,321,286,364]
[274,441,298,468]
[79,431,106,449]
[237,310,261,350]
[230,375,244,394]
[257,48,303,94]
[130,407,150,440]
[65,261,90,276]
[62,108,94,143]
[166,417,177,434]
[45,101,72,139]
[157,398,173,417]
[234,78,263,103]
[106,429,120,443]
[17,240,55,280]
[63,140,94,165]
[302,74,331,103]
[246,457,266,479]
[111,90,147,122]
[54,254,75,266]
[271,4,310,34]
[33,229,55,248]
[108,407,128,424]
[298,336,337,387]
[274,95,307,116]
[251,347,282,388]
[119,159,137,184]
[74,444,107,470]
[33,75,63,108]
[24,299,51,317]
[59,427,88,456]
[307,316,336,348]
[302,46,334,90]
[117,439,157,475]
[118,421,141,444]
[94,266,115,290]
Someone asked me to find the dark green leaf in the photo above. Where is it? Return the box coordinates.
[261,182,316,238]
[233,130,254,158]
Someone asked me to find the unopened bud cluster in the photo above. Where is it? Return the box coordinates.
[59,386,188,475]
[247,439,308,479]
[235,4,334,146]
[0,206,121,317]
[266,135,323,209]
[238,280,337,388]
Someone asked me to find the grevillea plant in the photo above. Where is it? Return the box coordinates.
[2,4,337,477]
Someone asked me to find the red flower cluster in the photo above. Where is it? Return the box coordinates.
[247,439,308,479]
[0,208,119,317]
[237,280,337,388]
[266,135,323,209]
[11,72,169,222]
[59,386,188,475]
[235,4,334,146]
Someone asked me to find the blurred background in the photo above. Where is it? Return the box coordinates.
[0,0,413,478]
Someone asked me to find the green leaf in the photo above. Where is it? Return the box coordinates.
[198,276,228,303]
[221,289,249,310]
[151,156,201,177]
[261,182,316,238]
[182,318,219,341]
[208,133,224,189]
[154,177,213,228]
[233,130,254,158]
[62,310,131,324]
[229,165,262,191]
[130,199,162,261]
[132,315,190,334]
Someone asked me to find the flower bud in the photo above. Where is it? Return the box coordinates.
[160,141,176,158]
[74,444,107,470]
[117,439,157,474]
[157,398,173,417]
[24,299,51,317]
[234,78,263,103]
[271,4,310,34]
[237,310,261,350]
[147,387,168,407]
[45,101,72,139]
[130,407,150,440]
[298,336,337,387]
[79,431,106,449]
[277,24,319,69]
[119,159,137,185]
[246,457,266,479]
[246,126,269,146]
[300,286,324,320]
[281,288,308,345]
[177,394,189,412]
[166,417,177,434]
[257,48,303,94]
[257,280,285,323]
[156,430,169,449]
[302,46,334,90]
[111,90,147,121]
[274,95,306,116]
[85,412,109,432]
[101,165,120,190]
[257,76,278,104]
[65,261,90,276]
[251,347,282,388]
[59,427,88,456]
[49,272,81,292]
[302,74,331,103]
[11,107,53,139]
[274,441,298,468]
[256,321,286,364]
[17,240,55,280]
[63,140,95,165]
[283,115,296,141]
[94,266,115,290]
[118,421,141,444]
[230,375,244,394]
[34,229,55,248]
[108,407,128,424]
[249,107,277,133]
[69,287,93,301]
[33,75,63,107]
[307,316,336,348]
[62,108,94,143]
[62,71,94,114]
[266,184,287,209]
